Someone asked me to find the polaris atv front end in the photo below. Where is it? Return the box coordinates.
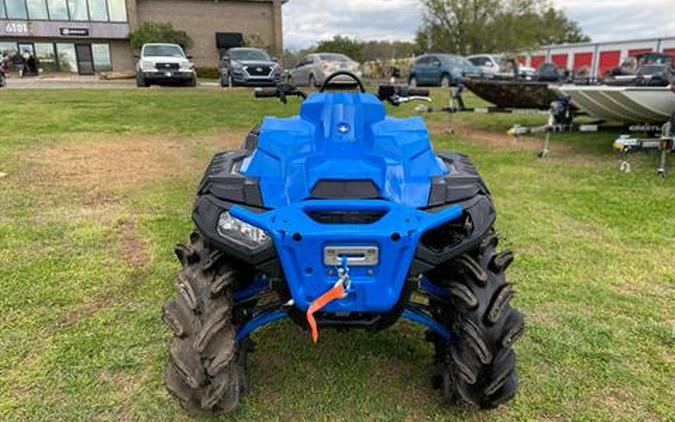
[162,74,525,413]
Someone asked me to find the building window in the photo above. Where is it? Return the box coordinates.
[56,43,77,72]
[47,0,68,19]
[92,43,110,71]
[87,0,107,21]
[5,0,28,19]
[107,0,125,22]
[26,0,48,19]
[0,42,18,57]
[66,0,87,20]
[34,43,57,71]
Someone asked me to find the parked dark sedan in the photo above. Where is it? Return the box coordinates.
[408,54,477,87]
[219,48,282,87]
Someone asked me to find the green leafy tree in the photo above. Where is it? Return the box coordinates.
[129,22,194,51]
[416,0,589,54]
[361,40,419,61]
[315,35,365,62]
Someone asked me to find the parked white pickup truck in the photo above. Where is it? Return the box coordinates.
[136,43,196,87]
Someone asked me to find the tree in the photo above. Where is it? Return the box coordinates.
[315,35,364,62]
[129,22,193,51]
[361,40,419,61]
[416,0,589,55]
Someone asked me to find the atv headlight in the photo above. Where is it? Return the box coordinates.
[217,211,270,247]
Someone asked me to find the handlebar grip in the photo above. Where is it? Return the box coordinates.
[254,88,278,98]
[408,88,430,97]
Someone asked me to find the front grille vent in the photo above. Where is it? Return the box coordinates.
[155,62,179,70]
[306,210,385,224]
[245,65,272,76]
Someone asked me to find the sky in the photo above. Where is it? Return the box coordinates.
[282,0,675,50]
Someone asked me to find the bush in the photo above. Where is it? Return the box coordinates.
[195,67,219,79]
[129,22,193,51]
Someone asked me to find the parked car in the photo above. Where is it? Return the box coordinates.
[467,54,535,78]
[135,43,196,87]
[219,48,282,87]
[289,53,362,87]
[408,54,477,87]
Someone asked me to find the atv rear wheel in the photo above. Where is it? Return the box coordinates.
[429,232,524,409]
[162,231,249,413]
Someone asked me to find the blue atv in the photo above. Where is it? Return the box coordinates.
[163,72,524,412]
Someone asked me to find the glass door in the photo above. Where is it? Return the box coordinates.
[17,43,39,76]
[75,44,94,75]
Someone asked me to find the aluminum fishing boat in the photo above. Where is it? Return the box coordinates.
[557,84,675,123]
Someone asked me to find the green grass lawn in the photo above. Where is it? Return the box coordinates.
[0,88,673,421]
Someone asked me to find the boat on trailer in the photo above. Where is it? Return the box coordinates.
[462,78,561,109]
[462,63,568,110]
[556,84,675,124]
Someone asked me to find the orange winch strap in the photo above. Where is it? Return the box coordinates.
[306,282,345,343]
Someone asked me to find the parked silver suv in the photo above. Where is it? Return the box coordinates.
[219,48,282,87]
[136,43,196,87]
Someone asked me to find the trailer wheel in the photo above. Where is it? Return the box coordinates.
[429,232,524,409]
[163,231,250,413]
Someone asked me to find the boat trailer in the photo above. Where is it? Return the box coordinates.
[416,86,673,176]
[612,115,675,177]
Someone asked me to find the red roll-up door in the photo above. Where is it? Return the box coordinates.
[662,48,675,63]
[573,52,593,70]
[531,55,545,68]
[551,54,568,68]
[628,48,652,57]
[598,50,621,75]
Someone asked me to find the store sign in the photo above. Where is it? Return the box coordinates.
[59,27,90,37]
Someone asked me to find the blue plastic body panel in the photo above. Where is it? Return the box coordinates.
[240,92,448,208]
[230,200,462,312]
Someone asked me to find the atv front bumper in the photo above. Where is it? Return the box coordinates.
[226,200,462,312]
[193,193,496,309]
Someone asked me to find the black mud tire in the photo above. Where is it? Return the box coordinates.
[162,231,249,413]
[430,232,524,409]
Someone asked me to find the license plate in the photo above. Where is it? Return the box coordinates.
[323,246,379,266]
[165,71,172,77]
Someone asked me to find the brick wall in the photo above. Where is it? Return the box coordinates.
[135,0,283,68]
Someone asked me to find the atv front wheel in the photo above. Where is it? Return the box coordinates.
[162,232,249,413]
[429,232,524,409]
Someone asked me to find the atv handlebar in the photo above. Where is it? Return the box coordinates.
[377,85,431,106]
[253,83,307,104]
[254,82,430,107]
